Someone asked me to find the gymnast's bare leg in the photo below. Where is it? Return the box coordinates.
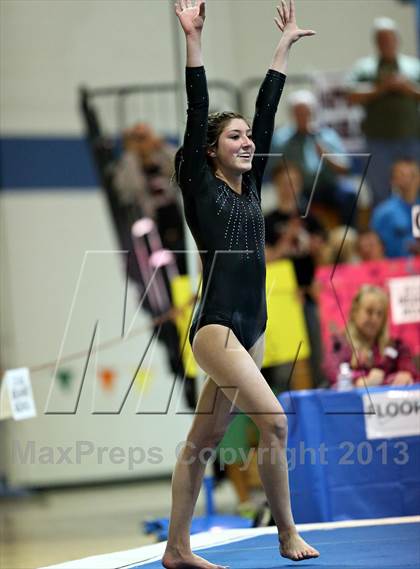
[162,328,266,569]
[162,325,319,568]
[162,334,240,569]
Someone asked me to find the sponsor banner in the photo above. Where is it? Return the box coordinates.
[363,390,420,440]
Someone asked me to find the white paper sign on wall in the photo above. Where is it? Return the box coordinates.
[363,390,420,440]
[388,275,420,325]
[412,205,420,238]
[0,368,37,421]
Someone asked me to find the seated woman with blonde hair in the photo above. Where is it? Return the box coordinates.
[324,284,418,387]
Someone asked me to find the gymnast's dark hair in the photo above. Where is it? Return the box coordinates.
[173,111,250,186]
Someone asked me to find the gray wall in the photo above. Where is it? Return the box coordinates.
[1,0,417,134]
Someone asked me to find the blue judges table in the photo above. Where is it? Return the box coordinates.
[279,385,420,523]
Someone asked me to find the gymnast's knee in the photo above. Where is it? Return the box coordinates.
[257,414,288,445]
[184,427,226,457]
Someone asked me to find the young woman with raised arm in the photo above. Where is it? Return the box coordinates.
[163,2,319,567]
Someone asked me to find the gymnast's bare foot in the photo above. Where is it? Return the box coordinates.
[162,547,228,569]
[279,528,320,562]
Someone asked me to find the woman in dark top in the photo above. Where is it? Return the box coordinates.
[163,2,319,567]
[265,161,328,387]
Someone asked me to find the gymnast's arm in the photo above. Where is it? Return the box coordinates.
[174,0,208,194]
[252,0,316,191]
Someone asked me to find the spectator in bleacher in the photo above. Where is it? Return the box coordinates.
[356,229,385,262]
[347,17,420,207]
[370,158,420,258]
[113,122,187,273]
[324,284,418,387]
[324,225,359,265]
[269,90,355,225]
[265,161,328,387]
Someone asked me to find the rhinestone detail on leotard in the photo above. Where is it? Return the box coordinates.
[215,180,265,262]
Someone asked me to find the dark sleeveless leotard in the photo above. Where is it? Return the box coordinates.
[178,66,286,351]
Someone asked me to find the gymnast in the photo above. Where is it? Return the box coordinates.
[163,1,320,566]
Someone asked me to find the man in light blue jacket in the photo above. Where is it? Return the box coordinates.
[371,158,420,257]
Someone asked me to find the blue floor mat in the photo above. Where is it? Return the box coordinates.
[136,522,420,568]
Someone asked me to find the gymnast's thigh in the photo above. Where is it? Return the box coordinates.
[191,324,281,419]
[192,321,239,352]
[186,375,239,444]
[248,331,265,370]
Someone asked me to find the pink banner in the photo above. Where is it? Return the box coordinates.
[316,257,420,356]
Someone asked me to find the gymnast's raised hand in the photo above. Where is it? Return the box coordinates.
[275,0,315,44]
[174,0,205,36]
[174,0,206,68]
[269,0,316,75]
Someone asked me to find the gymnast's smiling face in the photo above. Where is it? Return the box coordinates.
[210,118,255,175]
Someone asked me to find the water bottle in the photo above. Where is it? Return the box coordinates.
[336,362,353,391]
